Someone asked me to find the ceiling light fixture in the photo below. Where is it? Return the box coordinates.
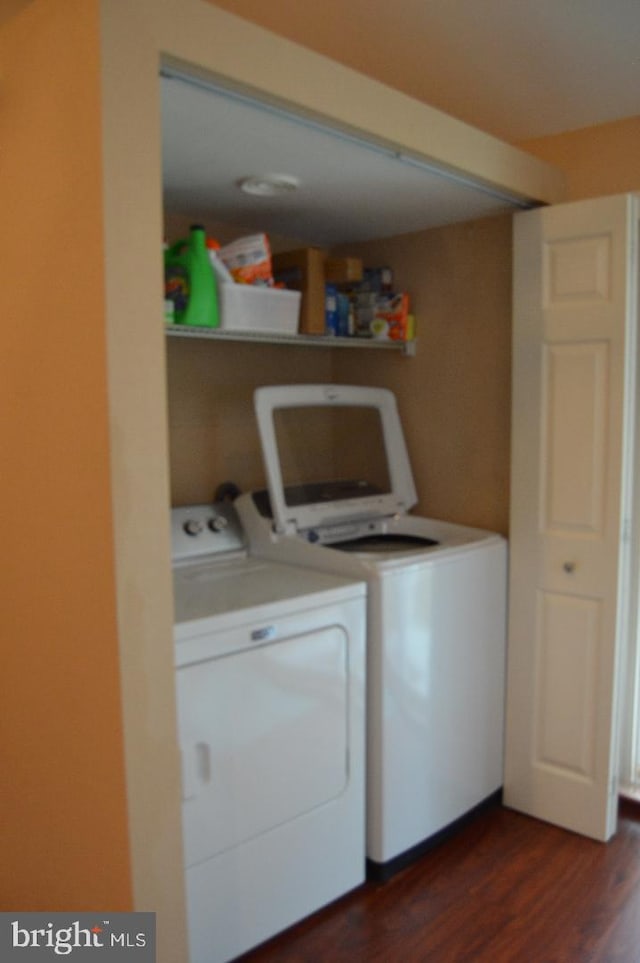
[237,173,301,197]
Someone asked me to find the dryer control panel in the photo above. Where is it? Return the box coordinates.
[171,502,246,563]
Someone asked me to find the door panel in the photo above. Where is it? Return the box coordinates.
[542,342,608,533]
[544,233,612,306]
[534,591,599,777]
[504,194,638,841]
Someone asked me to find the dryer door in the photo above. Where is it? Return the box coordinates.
[176,618,349,869]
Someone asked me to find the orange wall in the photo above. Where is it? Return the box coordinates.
[0,0,131,909]
[520,116,640,200]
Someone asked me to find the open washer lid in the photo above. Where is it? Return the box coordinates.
[254,384,417,535]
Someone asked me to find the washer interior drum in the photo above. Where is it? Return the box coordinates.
[334,533,439,554]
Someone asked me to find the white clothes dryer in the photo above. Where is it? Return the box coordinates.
[236,384,508,879]
[171,501,366,963]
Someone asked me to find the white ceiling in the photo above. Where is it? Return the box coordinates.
[161,73,530,247]
[208,0,640,143]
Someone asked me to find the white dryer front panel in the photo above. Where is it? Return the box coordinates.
[177,619,349,869]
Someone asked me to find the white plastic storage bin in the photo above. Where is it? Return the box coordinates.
[219,285,301,334]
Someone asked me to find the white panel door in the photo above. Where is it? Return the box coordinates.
[504,193,638,841]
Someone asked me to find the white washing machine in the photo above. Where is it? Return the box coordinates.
[171,501,366,963]
[236,384,508,879]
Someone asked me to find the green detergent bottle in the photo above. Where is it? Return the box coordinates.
[164,224,220,327]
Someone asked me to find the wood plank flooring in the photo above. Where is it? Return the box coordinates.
[239,800,640,962]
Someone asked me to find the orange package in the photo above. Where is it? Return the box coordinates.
[218,233,273,286]
[373,292,411,341]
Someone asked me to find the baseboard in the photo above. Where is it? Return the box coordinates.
[366,788,503,883]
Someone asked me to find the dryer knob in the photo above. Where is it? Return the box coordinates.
[183,519,203,536]
[208,515,228,533]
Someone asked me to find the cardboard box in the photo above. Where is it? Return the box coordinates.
[272,248,327,334]
[325,256,363,284]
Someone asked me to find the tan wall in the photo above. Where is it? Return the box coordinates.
[333,215,513,534]
[167,339,333,504]
[520,116,640,201]
[168,214,512,534]
[0,0,132,909]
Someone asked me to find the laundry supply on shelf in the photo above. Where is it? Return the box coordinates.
[272,247,327,335]
[202,231,301,334]
[362,266,394,294]
[218,233,274,286]
[206,237,235,286]
[330,272,411,341]
[164,225,220,327]
[370,292,411,341]
[325,284,339,335]
[271,248,414,341]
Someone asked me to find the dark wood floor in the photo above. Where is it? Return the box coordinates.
[239,800,640,962]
